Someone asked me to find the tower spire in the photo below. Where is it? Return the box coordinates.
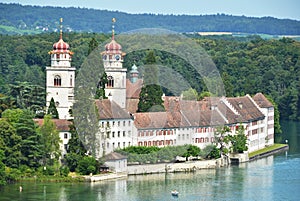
[60,18,63,40]
[112,18,116,40]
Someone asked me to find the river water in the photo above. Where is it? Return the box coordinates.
[1,120,300,201]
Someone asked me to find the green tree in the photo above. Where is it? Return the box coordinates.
[77,156,98,175]
[226,125,248,153]
[0,150,7,186]
[95,72,108,99]
[37,115,61,166]
[0,119,22,168]
[47,97,59,119]
[214,126,231,156]
[2,109,42,168]
[88,37,99,55]
[0,94,15,117]
[65,122,86,172]
[138,51,165,112]
[182,88,198,100]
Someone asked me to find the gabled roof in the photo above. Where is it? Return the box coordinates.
[253,93,273,108]
[126,99,139,114]
[34,119,71,131]
[105,152,127,160]
[133,94,267,130]
[227,96,265,122]
[133,111,187,129]
[126,79,143,99]
[95,99,131,120]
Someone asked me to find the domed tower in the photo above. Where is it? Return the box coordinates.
[46,18,75,119]
[129,64,139,83]
[101,18,127,109]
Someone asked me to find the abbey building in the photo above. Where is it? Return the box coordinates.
[45,20,275,158]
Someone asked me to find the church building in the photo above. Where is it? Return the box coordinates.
[45,18,274,159]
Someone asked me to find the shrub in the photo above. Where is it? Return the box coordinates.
[77,156,97,175]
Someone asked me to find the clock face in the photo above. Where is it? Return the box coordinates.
[115,55,120,60]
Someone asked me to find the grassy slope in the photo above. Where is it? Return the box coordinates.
[248,144,288,158]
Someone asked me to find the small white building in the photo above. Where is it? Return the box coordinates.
[104,152,127,173]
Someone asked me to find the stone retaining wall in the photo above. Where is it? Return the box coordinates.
[127,158,228,175]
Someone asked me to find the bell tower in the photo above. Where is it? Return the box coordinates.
[101,18,127,109]
[46,18,75,119]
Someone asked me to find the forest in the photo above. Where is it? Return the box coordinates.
[1,32,299,121]
[1,3,300,35]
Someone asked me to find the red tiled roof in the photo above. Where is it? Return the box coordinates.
[133,111,188,129]
[95,99,131,120]
[227,96,265,122]
[126,79,143,99]
[34,119,71,131]
[253,93,273,108]
[126,99,139,114]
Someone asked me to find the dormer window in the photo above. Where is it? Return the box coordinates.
[54,75,61,86]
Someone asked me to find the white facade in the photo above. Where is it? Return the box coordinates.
[101,39,127,109]
[59,131,71,157]
[46,67,75,119]
[46,36,75,120]
[97,118,135,158]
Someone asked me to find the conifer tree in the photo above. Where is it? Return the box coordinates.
[88,37,99,55]
[138,51,165,112]
[47,97,59,119]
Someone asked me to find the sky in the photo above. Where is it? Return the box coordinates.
[1,0,300,20]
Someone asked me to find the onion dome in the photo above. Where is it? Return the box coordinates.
[48,18,73,55]
[130,64,139,74]
[53,38,70,52]
[49,38,73,55]
[105,39,122,54]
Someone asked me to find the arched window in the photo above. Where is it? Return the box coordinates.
[54,75,61,87]
[107,76,114,88]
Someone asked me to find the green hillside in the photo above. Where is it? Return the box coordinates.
[1,3,300,35]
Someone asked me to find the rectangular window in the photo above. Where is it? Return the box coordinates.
[128,121,131,126]
[118,131,120,137]
[123,131,126,137]
[123,142,126,147]
[64,133,68,139]
[118,121,120,126]
[107,131,110,138]
[112,132,115,138]
[128,131,131,137]
[123,121,126,126]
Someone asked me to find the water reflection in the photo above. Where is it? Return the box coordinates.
[1,121,300,201]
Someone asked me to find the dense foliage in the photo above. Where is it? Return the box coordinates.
[1,33,299,121]
[1,3,300,35]
[138,51,165,112]
[0,110,62,185]
[117,145,212,164]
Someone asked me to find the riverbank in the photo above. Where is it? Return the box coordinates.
[15,144,289,184]
[249,143,289,161]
